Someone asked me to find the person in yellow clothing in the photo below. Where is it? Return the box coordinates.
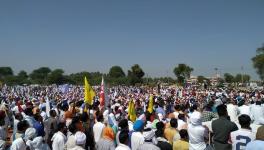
[164,118,180,145]
[173,129,189,150]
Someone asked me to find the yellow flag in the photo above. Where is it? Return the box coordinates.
[84,76,95,105]
[147,95,154,113]
[128,100,136,122]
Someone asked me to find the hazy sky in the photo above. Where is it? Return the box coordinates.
[0,0,264,79]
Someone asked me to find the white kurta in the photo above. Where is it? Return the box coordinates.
[93,122,105,143]
[51,131,67,150]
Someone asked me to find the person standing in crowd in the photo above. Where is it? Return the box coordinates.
[116,130,131,150]
[44,109,58,145]
[93,113,105,143]
[30,136,51,150]
[173,105,181,119]
[12,113,23,141]
[212,104,238,150]
[188,111,208,150]
[138,125,160,150]
[116,119,129,145]
[33,114,45,137]
[177,114,187,131]
[230,114,255,150]
[238,100,251,117]
[173,129,189,150]
[202,102,218,122]
[68,131,86,150]
[80,112,95,150]
[251,101,264,125]
[226,99,239,123]
[155,121,172,150]
[131,120,145,150]
[246,125,264,150]
[65,122,78,149]
[23,108,37,127]
[51,122,67,150]
[95,126,116,150]
[11,127,36,150]
[164,118,179,145]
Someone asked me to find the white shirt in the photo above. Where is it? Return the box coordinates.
[238,105,251,116]
[51,131,67,150]
[10,138,27,150]
[230,128,255,150]
[115,143,131,150]
[227,104,239,122]
[93,122,105,143]
[251,105,264,125]
[177,119,186,130]
[131,132,144,150]
[188,124,208,150]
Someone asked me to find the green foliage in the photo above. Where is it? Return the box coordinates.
[252,44,264,81]
[128,64,145,85]
[108,66,125,78]
[235,74,251,83]
[173,64,193,85]
[224,73,235,83]
[0,67,13,80]
[197,76,207,83]
[47,69,66,85]
[30,67,51,84]
[17,70,30,85]
[223,73,250,83]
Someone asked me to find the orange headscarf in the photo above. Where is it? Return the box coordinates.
[102,127,115,141]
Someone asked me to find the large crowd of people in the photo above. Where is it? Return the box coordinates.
[0,84,264,150]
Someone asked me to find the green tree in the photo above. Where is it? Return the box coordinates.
[0,67,13,79]
[108,66,125,78]
[252,44,264,81]
[131,64,145,79]
[30,67,51,84]
[235,74,242,83]
[243,74,251,82]
[224,73,235,83]
[127,64,145,85]
[47,69,65,85]
[197,76,206,83]
[173,64,193,85]
[17,70,30,85]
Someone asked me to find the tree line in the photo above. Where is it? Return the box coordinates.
[0,64,155,86]
[0,63,253,86]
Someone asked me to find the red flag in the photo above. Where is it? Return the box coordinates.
[100,77,105,107]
